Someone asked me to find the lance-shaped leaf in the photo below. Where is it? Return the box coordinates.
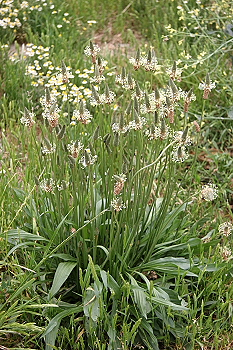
[49,261,77,299]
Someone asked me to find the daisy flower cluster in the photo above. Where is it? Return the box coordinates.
[9,40,117,112]
[9,43,50,63]
[9,43,92,104]
[0,0,70,30]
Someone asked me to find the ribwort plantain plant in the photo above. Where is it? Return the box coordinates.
[2,36,231,350]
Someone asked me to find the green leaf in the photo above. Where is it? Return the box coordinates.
[139,257,198,277]
[128,275,152,318]
[227,106,233,119]
[6,241,44,257]
[148,257,192,269]
[144,199,163,225]
[43,305,82,350]
[198,263,224,272]
[50,253,77,262]
[6,229,48,244]
[139,318,159,350]
[100,269,120,297]
[88,255,102,291]
[108,275,121,297]
[133,272,188,311]
[7,278,36,303]
[155,238,202,255]
[161,203,188,231]
[150,295,188,311]
[95,199,105,215]
[100,269,108,289]
[26,304,59,308]
[49,262,77,299]
[83,286,100,322]
[12,187,27,201]
[96,245,109,257]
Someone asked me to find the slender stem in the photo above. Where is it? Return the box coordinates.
[132,140,176,181]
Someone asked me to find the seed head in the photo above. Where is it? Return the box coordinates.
[41,139,56,155]
[183,88,196,113]
[84,41,100,63]
[113,174,127,195]
[142,48,160,72]
[166,61,182,81]
[173,128,192,146]
[90,85,101,106]
[67,140,84,158]
[199,73,216,99]
[172,145,189,162]
[111,196,126,212]
[221,246,232,261]
[20,107,36,128]
[218,222,233,237]
[42,103,60,128]
[193,120,201,132]
[40,178,56,193]
[72,100,92,125]
[79,149,98,168]
[201,183,218,201]
[129,48,143,70]
[90,64,105,84]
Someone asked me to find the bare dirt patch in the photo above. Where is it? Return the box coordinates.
[93,23,144,58]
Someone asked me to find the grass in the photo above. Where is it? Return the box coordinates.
[0,0,233,349]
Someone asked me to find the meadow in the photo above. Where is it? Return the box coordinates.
[0,0,233,349]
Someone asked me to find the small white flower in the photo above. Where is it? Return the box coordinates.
[172,145,189,162]
[173,130,192,146]
[111,197,126,212]
[201,183,218,201]
[221,246,232,261]
[67,140,84,158]
[199,74,216,99]
[79,149,97,168]
[72,107,92,124]
[199,81,216,91]
[41,143,56,155]
[40,178,56,193]
[20,109,35,128]
[218,222,233,237]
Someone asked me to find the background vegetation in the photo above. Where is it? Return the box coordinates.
[0,0,233,349]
